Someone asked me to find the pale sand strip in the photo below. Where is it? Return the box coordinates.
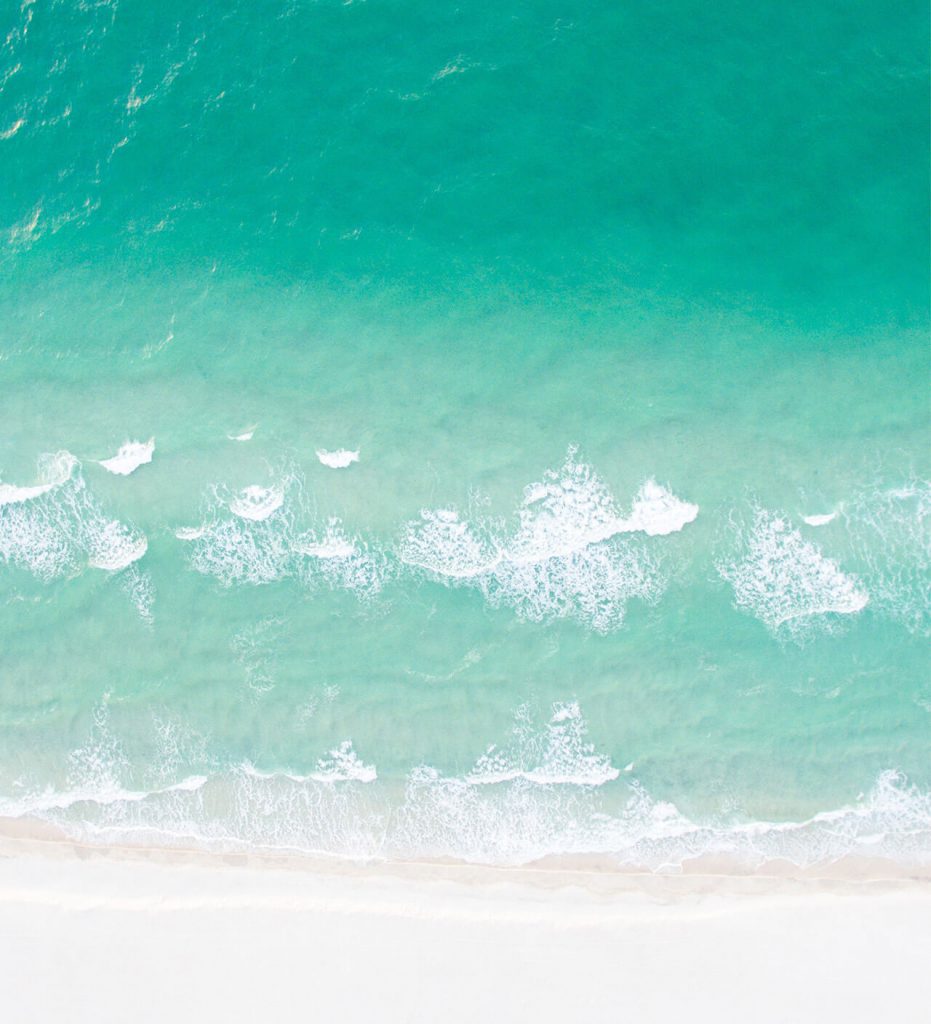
[0,828,929,1023]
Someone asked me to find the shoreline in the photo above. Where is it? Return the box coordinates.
[1,816,929,1022]
[2,813,929,891]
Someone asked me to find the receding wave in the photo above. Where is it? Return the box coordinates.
[2,701,927,869]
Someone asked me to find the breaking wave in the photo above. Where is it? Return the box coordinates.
[717,505,869,640]
[98,438,155,476]
[1,701,927,870]
[400,449,694,631]
[229,484,285,521]
[3,445,925,645]
[0,452,148,582]
[316,448,359,469]
[181,477,392,600]
[467,701,620,786]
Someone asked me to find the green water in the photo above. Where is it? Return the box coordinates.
[0,0,928,866]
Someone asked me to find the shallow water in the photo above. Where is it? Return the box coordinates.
[0,0,928,867]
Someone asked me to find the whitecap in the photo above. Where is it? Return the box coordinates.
[618,479,699,535]
[294,537,357,559]
[316,448,359,469]
[309,741,377,784]
[717,506,869,638]
[293,518,358,559]
[292,517,392,600]
[510,452,698,558]
[98,438,155,476]
[189,513,294,586]
[509,447,627,560]
[175,525,206,541]
[0,480,57,504]
[185,480,391,600]
[0,117,25,141]
[229,485,284,521]
[228,426,256,442]
[802,512,837,527]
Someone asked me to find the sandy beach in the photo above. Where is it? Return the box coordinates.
[1,825,929,1023]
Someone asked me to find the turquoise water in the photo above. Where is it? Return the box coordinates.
[0,1,928,867]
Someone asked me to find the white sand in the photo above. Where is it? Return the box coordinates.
[0,832,929,1023]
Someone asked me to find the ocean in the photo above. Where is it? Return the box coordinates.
[0,0,928,868]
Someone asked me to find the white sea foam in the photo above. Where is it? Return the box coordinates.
[307,523,392,601]
[802,512,837,527]
[228,426,256,442]
[98,438,154,476]
[188,511,295,586]
[293,518,358,559]
[238,742,376,786]
[119,566,156,623]
[399,507,500,579]
[400,450,679,630]
[0,480,60,505]
[0,454,147,582]
[4,708,928,870]
[316,448,359,469]
[483,538,663,632]
[391,766,931,868]
[401,504,662,631]
[175,525,207,541]
[185,480,391,600]
[467,702,620,786]
[229,485,284,521]
[293,517,393,600]
[509,449,628,559]
[510,451,698,556]
[310,741,377,783]
[87,525,148,570]
[717,506,869,639]
[841,482,930,637]
[620,479,699,535]
[179,449,689,622]
[0,117,25,141]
